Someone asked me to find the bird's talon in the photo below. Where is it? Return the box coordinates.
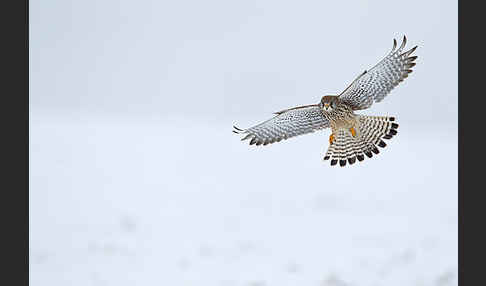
[329,134,335,145]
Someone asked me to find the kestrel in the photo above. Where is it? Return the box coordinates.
[233,36,418,167]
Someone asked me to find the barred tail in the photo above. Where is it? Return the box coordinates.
[323,115,398,167]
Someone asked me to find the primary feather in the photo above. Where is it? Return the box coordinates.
[338,36,418,110]
[233,105,330,146]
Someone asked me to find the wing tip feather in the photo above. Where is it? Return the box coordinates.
[398,35,407,50]
[233,125,247,134]
[391,38,398,52]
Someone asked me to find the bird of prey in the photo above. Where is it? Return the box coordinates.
[233,36,418,167]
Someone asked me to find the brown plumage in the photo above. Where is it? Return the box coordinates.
[233,36,417,167]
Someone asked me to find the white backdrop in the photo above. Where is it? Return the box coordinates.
[30,0,457,285]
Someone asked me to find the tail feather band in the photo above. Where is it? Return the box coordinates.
[323,115,398,167]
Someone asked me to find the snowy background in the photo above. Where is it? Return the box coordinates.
[30,0,457,285]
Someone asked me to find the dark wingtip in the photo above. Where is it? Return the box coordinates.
[389,129,398,135]
[233,125,246,134]
[348,157,356,165]
[399,35,407,50]
[331,159,338,166]
[323,156,330,161]
[391,123,399,129]
[365,151,373,158]
[402,45,418,57]
[372,146,380,154]
[383,134,393,140]
[357,154,365,162]
[241,134,252,141]
[389,117,395,121]
[378,140,387,148]
[339,160,347,167]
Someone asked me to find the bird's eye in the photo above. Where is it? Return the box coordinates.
[330,102,335,108]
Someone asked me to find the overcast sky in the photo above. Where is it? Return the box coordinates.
[30,0,457,128]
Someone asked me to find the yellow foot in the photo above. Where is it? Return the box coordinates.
[329,133,335,145]
[349,127,357,137]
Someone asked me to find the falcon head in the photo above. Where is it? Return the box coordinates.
[320,95,338,112]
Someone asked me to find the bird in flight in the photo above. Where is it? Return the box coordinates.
[233,36,418,167]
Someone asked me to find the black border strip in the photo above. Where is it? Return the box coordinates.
[0,0,29,284]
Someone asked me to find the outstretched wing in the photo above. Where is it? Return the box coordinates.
[338,36,418,110]
[233,104,330,146]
